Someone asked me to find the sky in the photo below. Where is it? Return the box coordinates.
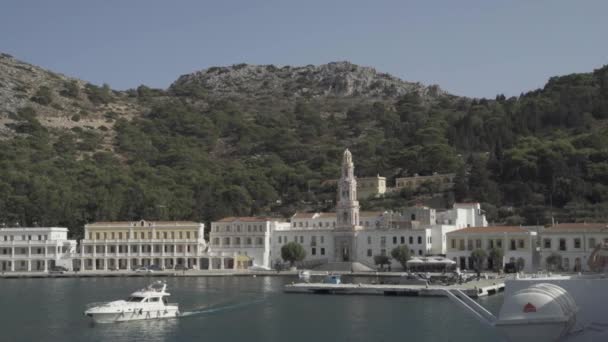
[1,0,607,98]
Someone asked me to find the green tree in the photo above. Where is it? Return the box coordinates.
[470,248,487,277]
[373,255,391,270]
[545,253,562,271]
[391,245,411,270]
[489,248,504,272]
[281,242,306,267]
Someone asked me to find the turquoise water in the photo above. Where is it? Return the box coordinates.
[0,276,504,341]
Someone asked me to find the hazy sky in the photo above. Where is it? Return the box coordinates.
[1,0,607,98]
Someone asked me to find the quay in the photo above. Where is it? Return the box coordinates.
[284,278,505,298]
[0,269,415,279]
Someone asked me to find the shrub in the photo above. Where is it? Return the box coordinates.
[59,80,80,98]
[31,86,53,105]
[85,83,112,105]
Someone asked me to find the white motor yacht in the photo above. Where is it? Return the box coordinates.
[84,281,180,323]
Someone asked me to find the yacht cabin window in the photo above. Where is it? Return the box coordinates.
[127,296,145,302]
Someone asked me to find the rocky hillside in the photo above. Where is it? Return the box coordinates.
[1,52,607,235]
[0,53,141,141]
[170,61,446,99]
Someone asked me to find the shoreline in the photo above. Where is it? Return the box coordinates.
[0,270,499,279]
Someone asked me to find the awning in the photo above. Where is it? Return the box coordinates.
[235,255,251,262]
[407,257,455,265]
[406,258,424,264]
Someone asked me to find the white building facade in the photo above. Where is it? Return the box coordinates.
[209,217,289,269]
[213,149,489,271]
[78,220,210,271]
[539,223,608,272]
[446,226,537,272]
[0,227,76,272]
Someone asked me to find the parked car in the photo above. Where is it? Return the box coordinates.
[49,266,68,274]
[174,264,190,271]
[134,266,152,273]
[148,264,164,271]
[248,265,270,271]
[108,266,119,271]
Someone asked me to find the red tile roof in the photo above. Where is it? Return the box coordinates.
[448,226,530,235]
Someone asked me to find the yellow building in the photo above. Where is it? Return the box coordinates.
[357,176,387,199]
[323,175,387,200]
[78,220,211,271]
[395,172,455,191]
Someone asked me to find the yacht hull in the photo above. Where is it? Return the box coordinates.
[85,306,180,323]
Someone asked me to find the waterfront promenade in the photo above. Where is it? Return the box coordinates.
[0,269,507,298]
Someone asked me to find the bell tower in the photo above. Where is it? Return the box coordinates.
[334,149,361,262]
[336,149,360,230]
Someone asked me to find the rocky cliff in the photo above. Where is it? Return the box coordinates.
[170,61,446,99]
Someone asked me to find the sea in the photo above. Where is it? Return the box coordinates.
[0,275,504,341]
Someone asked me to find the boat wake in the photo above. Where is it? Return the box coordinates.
[179,299,265,318]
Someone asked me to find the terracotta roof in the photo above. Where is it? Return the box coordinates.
[216,217,282,223]
[448,226,530,235]
[543,223,608,233]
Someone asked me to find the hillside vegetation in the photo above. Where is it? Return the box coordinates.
[0,52,607,237]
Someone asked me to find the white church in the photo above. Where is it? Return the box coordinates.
[209,149,488,270]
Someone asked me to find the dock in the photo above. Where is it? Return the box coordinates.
[284,279,505,298]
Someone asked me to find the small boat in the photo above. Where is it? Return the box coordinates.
[84,281,179,323]
[323,274,341,284]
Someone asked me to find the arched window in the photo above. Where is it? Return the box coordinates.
[343,212,348,224]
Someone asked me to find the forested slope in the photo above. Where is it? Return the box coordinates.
[1,53,607,237]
